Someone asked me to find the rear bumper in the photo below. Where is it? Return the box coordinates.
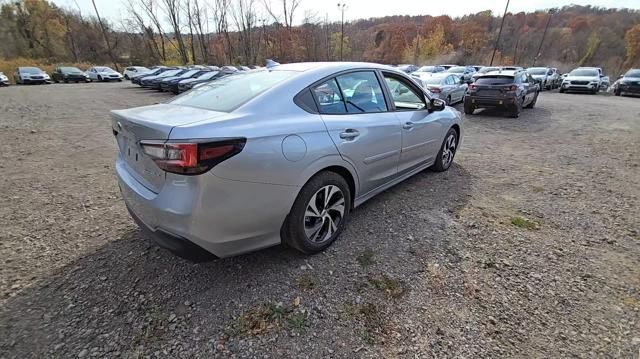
[116,157,299,259]
[465,95,517,108]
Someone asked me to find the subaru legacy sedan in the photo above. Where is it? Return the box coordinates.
[112,62,463,261]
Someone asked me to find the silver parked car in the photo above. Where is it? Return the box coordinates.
[413,73,467,105]
[112,62,463,261]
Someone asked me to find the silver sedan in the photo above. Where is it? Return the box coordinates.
[112,62,464,261]
[413,73,467,105]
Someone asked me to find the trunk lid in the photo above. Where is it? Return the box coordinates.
[111,103,227,193]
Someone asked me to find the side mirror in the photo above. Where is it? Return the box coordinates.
[619,74,624,78]
[600,74,604,78]
[429,98,446,112]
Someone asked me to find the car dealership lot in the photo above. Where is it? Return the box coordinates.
[1,82,639,358]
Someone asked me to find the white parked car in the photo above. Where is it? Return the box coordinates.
[0,72,9,86]
[123,66,150,80]
[86,66,123,82]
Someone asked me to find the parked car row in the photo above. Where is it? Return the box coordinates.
[128,64,261,95]
[7,65,125,84]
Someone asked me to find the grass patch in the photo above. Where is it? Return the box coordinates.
[531,186,545,193]
[510,216,540,230]
[344,302,384,344]
[368,274,406,299]
[296,272,317,291]
[356,248,376,267]
[225,301,308,337]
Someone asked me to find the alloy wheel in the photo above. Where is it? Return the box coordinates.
[303,185,345,243]
[441,133,457,168]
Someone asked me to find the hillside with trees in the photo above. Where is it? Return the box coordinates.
[1,0,639,76]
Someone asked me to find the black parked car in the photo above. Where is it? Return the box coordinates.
[130,66,173,85]
[176,69,236,93]
[51,66,90,83]
[145,69,190,89]
[159,69,210,92]
[464,69,539,118]
[613,69,640,97]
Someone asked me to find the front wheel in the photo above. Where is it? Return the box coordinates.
[124,74,129,80]
[432,128,458,172]
[283,172,351,254]
[446,95,451,105]
[98,75,102,81]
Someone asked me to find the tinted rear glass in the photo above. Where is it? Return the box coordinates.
[527,68,547,75]
[21,67,43,73]
[170,70,295,112]
[569,69,598,76]
[476,76,514,85]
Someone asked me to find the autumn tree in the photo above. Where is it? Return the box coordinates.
[624,24,640,67]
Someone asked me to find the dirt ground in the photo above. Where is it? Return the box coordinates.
[0,82,639,358]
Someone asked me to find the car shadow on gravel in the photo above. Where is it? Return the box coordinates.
[468,107,553,133]
[0,163,473,356]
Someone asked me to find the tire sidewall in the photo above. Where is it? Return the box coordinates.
[284,172,352,254]
[433,128,458,172]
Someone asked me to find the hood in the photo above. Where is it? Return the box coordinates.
[565,75,599,82]
[531,74,546,79]
[621,76,640,81]
[179,78,199,84]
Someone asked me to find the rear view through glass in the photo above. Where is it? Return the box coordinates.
[476,76,514,85]
[170,70,295,112]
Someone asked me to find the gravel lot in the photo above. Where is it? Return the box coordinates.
[1,82,639,358]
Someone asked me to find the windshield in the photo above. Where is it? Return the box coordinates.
[624,70,640,78]
[569,69,598,77]
[479,67,498,74]
[447,67,466,73]
[476,76,514,85]
[527,68,547,75]
[423,76,446,85]
[61,67,82,73]
[171,70,295,112]
[20,67,43,74]
[180,70,199,77]
[95,67,115,72]
[159,69,181,77]
[198,71,219,79]
[416,66,435,72]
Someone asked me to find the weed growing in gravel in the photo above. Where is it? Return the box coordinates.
[356,248,376,267]
[225,301,308,337]
[344,302,384,345]
[296,272,317,291]
[368,274,406,299]
[511,216,540,230]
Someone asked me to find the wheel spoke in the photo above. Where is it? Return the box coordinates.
[305,220,324,242]
[324,185,339,208]
[306,193,321,217]
[327,197,345,215]
[325,216,338,241]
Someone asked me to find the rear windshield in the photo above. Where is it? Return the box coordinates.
[170,70,295,112]
[447,67,466,73]
[624,70,640,77]
[61,67,82,72]
[423,76,446,85]
[476,76,514,85]
[479,67,499,73]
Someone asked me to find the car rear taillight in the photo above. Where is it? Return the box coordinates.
[429,87,441,94]
[140,139,246,175]
[469,84,478,91]
[505,85,518,92]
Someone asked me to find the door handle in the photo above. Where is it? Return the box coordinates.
[339,129,360,139]
[403,121,414,129]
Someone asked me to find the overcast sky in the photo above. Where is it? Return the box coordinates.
[52,0,640,27]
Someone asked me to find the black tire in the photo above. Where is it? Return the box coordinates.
[282,171,351,254]
[64,79,68,83]
[98,75,102,81]
[463,100,474,115]
[432,128,458,172]
[118,79,122,82]
[508,97,523,118]
[446,95,451,105]
[54,79,59,83]
[559,88,565,93]
[124,74,129,80]
[614,89,621,96]
[525,92,538,109]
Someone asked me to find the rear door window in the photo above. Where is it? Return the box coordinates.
[335,71,387,113]
[312,79,347,114]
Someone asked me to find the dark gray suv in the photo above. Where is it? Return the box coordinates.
[464,70,540,118]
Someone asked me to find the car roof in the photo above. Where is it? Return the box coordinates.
[482,70,518,77]
[273,61,401,74]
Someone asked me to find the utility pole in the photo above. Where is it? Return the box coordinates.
[337,3,347,61]
[532,9,554,66]
[91,0,119,71]
[490,0,510,66]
